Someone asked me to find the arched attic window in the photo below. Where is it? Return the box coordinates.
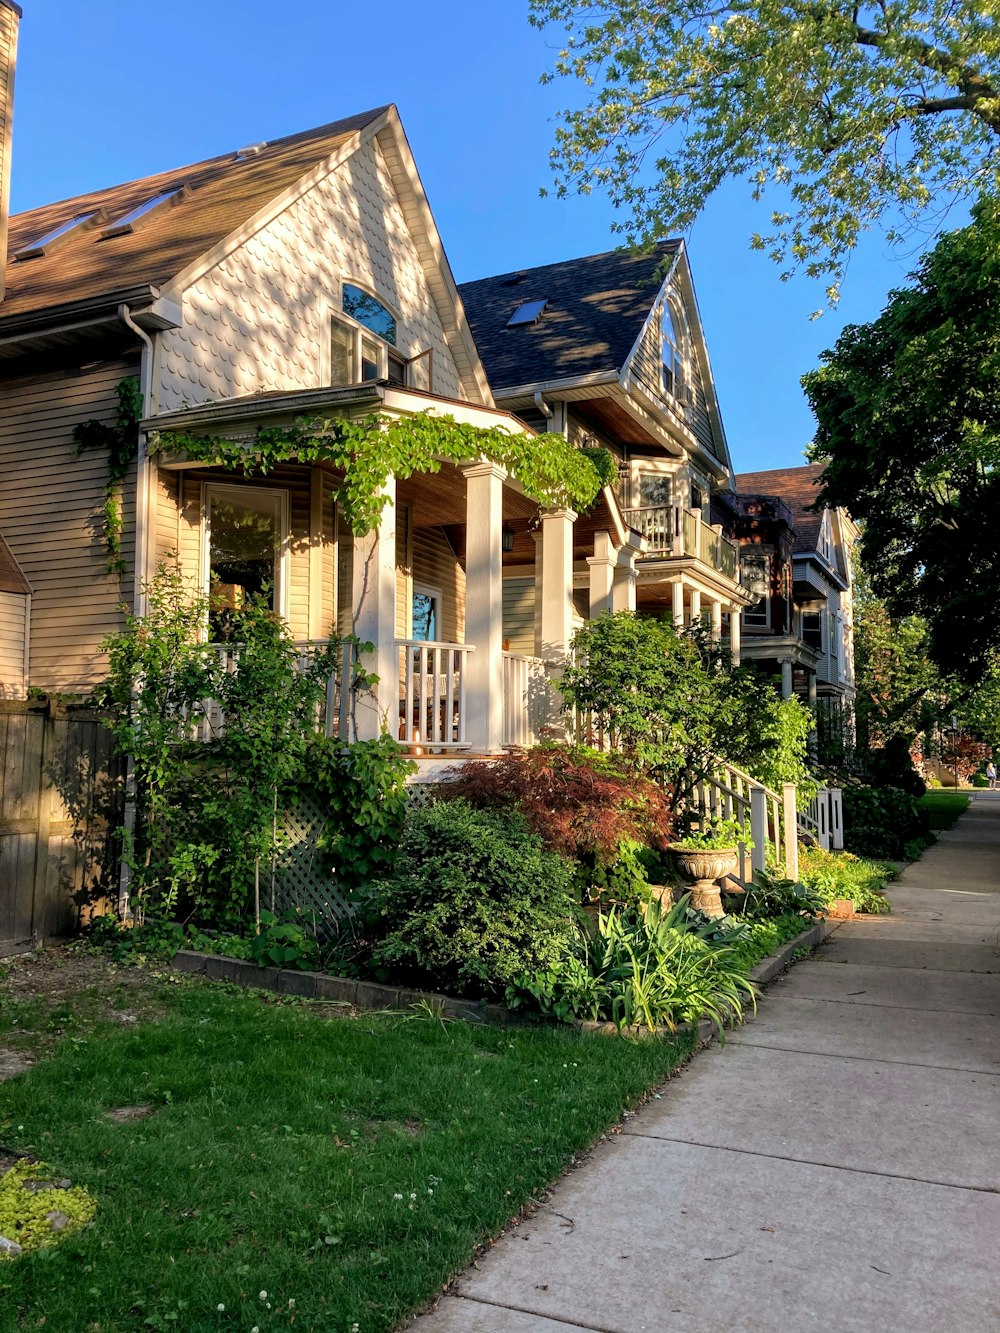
[661,294,690,403]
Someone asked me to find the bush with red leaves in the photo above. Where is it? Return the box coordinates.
[446,744,674,865]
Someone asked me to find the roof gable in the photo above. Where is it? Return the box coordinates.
[458,242,680,391]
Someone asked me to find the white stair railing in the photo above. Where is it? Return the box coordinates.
[798,788,845,851]
[685,758,799,887]
[396,640,474,751]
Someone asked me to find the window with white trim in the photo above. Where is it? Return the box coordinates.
[661,296,690,402]
[742,550,771,627]
[204,484,287,637]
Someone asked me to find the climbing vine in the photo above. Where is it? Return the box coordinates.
[74,376,143,575]
[154,411,611,534]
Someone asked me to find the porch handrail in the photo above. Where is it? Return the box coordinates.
[685,756,798,887]
[396,639,474,751]
[502,651,558,748]
[621,504,740,580]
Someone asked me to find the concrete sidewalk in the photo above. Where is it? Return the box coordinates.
[413,795,1000,1333]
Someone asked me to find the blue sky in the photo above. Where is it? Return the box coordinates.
[9,0,961,472]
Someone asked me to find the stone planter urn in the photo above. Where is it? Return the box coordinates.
[668,846,740,918]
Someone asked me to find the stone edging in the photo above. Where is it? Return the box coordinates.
[171,918,832,1035]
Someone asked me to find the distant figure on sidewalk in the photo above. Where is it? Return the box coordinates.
[987,761,997,790]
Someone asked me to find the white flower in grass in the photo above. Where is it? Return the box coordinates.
[259,1291,268,1301]
[216,1304,225,1312]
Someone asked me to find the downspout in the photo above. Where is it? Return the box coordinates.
[533,389,553,420]
[116,304,155,923]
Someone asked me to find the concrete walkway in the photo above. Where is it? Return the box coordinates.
[413,795,1000,1333]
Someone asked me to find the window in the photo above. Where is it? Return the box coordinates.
[342,283,396,345]
[507,298,547,327]
[101,189,184,238]
[412,584,442,642]
[14,212,101,260]
[801,611,823,651]
[637,472,672,509]
[204,485,287,638]
[742,551,771,627]
[661,297,689,400]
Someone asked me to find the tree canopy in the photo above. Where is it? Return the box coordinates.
[803,195,1000,684]
[530,1,1000,291]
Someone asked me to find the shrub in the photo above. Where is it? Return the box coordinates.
[741,867,824,919]
[507,895,756,1034]
[368,800,576,996]
[797,846,895,914]
[842,784,929,859]
[725,913,816,972]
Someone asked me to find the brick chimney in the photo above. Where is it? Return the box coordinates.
[0,1,20,302]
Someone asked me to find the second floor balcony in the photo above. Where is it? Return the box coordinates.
[622,504,739,582]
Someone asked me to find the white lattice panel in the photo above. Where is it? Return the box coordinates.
[271,795,354,934]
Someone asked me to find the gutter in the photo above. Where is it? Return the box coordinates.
[0,284,179,344]
[141,383,385,435]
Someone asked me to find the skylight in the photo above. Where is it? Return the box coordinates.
[101,188,183,238]
[14,212,101,260]
[506,298,547,327]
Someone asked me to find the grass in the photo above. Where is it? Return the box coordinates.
[918,789,971,830]
[0,959,692,1333]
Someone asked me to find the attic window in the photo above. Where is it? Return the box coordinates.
[101,188,184,238]
[507,298,547,327]
[342,283,397,346]
[14,211,102,260]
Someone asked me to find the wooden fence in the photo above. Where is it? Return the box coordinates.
[0,704,123,953]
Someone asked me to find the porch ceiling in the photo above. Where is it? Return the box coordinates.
[396,463,538,530]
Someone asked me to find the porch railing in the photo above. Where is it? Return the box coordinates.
[685,758,799,888]
[622,505,739,581]
[396,640,474,751]
[502,651,557,747]
[798,787,844,851]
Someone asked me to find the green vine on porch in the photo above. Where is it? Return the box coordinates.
[154,412,612,534]
[73,376,144,576]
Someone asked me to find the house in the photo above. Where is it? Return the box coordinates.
[0,530,30,698]
[459,244,753,659]
[0,1,634,763]
[732,464,857,706]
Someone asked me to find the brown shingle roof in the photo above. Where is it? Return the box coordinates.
[1,108,388,324]
[734,463,826,554]
[0,530,29,594]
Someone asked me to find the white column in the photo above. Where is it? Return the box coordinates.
[539,508,577,662]
[807,669,818,705]
[729,609,741,664]
[463,461,506,753]
[781,659,794,699]
[351,479,397,741]
[710,600,723,642]
[587,530,616,619]
[672,579,685,628]
[308,465,326,639]
[688,587,701,628]
[611,548,638,613]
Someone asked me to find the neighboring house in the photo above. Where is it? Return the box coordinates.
[733,464,857,705]
[459,244,752,659]
[0,530,30,698]
[0,1,629,761]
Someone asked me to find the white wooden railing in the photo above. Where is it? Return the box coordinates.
[502,651,557,747]
[798,788,844,851]
[396,640,474,751]
[686,758,799,888]
[177,639,353,743]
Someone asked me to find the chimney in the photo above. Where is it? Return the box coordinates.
[0,1,20,302]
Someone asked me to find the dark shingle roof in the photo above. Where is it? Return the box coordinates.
[734,464,826,554]
[458,242,681,392]
[0,531,30,594]
[2,108,388,324]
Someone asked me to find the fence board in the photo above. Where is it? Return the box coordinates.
[0,706,123,946]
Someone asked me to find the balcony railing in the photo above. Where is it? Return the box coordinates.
[623,505,739,581]
[397,639,474,751]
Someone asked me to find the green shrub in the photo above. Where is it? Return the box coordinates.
[741,867,824,919]
[842,784,928,859]
[725,913,815,972]
[507,895,756,1034]
[797,845,895,914]
[369,800,576,996]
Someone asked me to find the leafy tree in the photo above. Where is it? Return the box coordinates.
[803,196,1000,683]
[530,1,1000,289]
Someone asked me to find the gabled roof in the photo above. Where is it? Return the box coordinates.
[734,463,827,555]
[3,109,386,322]
[458,241,681,391]
[0,530,29,594]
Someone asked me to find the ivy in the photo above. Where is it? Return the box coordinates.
[74,376,143,575]
[155,411,609,535]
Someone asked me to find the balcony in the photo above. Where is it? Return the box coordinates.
[622,505,739,581]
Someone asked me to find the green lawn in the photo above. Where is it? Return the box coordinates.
[0,961,691,1333]
[918,789,971,830]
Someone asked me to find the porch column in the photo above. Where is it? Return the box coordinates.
[807,669,818,705]
[539,508,577,662]
[688,587,702,628]
[781,659,794,699]
[729,609,741,664]
[351,479,397,741]
[611,548,638,613]
[463,461,506,754]
[587,530,615,619]
[672,579,685,629]
[710,599,723,642]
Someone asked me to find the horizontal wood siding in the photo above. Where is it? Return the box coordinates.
[412,527,464,644]
[0,358,140,691]
[630,308,717,458]
[0,592,27,698]
[502,576,535,655]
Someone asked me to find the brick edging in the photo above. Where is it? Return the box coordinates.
[171,918,832,1035]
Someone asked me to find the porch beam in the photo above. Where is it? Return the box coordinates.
[463,461,507,753]
[351,480,397,741]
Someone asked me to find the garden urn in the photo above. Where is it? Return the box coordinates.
[668,847,740,918]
